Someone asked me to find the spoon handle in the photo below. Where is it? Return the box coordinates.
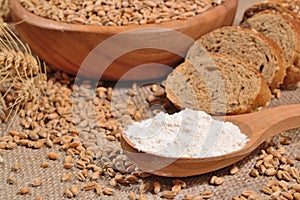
[226,104,300,141]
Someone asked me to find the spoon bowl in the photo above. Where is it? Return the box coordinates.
[120,104,300,177]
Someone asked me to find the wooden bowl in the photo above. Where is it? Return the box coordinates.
[10,0,238,81]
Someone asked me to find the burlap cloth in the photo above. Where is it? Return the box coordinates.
[0,83,299,200]
[1,0,300,199]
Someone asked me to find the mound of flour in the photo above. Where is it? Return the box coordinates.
[124,108,249,158]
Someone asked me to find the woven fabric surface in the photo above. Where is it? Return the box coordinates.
[0,85,299,200]
[2,1,300,199]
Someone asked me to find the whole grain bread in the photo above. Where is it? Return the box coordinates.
[241,1,299,23]
[187,26,286,91]
[165,53,272,115]
[269,0,300,18]
[241,10,300,88]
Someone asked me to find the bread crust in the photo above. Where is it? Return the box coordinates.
[281,13,300,88]
[269,0,300,13]
[282,64,300,88]
[241,1,300,23]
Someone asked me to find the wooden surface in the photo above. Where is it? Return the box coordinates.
[121,104,300,177]
[10,0,237,81]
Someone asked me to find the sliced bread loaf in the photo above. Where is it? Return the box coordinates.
[187,26,286,91]
[165,53,272,115]
[241,10,300,88]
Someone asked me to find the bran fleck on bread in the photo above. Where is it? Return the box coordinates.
[187,26,286,91]
[165,53,272,115]
[241,10,300,88]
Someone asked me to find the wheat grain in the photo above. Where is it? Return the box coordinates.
[19,0,220,26]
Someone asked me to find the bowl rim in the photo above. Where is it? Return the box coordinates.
[10,0,238,33]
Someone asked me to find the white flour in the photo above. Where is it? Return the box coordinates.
[124,109,249,158]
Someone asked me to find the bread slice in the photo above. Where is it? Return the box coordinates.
[165,53,272,115]
[241,1,299,23]
[187,26,286,91]
[269,0,300,19]
[241,11,299,64]
[241,10,300,88]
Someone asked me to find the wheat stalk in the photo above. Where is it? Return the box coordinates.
[0,23,47,126]
[0,0,9,22]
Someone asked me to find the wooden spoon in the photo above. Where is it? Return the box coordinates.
[120,104,300,177]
